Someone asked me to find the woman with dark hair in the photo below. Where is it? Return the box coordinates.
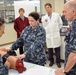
[10,12,46,66]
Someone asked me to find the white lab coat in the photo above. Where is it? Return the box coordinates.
[42,12,63,48]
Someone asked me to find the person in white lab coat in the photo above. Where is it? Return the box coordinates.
[41,3,63,68]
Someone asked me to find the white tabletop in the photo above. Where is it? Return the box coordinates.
[9,62,56,75]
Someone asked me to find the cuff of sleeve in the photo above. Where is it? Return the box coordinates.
[71,50,76,53]
[24,51,31,58]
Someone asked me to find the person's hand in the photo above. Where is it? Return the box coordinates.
[45,19,48,22]
[5,61,10,68]
[6,48,11,52]
[55,68,65,75]
[16,54,26,60]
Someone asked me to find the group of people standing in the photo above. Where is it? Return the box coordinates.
[13,3,63,68]
[13,3,62,68]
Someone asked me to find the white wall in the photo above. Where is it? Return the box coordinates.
[54,0,64,14]
[14,1,40,18]
[0,23,17,45]
[41,0,64,15]
[41,0,55,14]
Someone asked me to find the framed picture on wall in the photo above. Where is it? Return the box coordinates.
[8,11,11,15]
[11,11,14,15]
[6,11,9,16]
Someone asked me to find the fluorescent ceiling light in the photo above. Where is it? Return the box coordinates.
[0,2,4,4]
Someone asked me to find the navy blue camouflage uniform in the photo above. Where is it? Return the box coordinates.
[0,54,8,75]
[11,25,46,66]
[61,15,68,26]
[65,19,76,75]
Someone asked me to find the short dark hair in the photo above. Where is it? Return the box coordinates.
[19,8,25,12]
[0,18,4,26]
[45,3,52,8]
[28,12,40,21]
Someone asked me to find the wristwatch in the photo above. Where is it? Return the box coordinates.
[64,72,67,75]
[63,70,68,75]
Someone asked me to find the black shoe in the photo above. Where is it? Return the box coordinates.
[49,62,54,67]
[57,63,61,68]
